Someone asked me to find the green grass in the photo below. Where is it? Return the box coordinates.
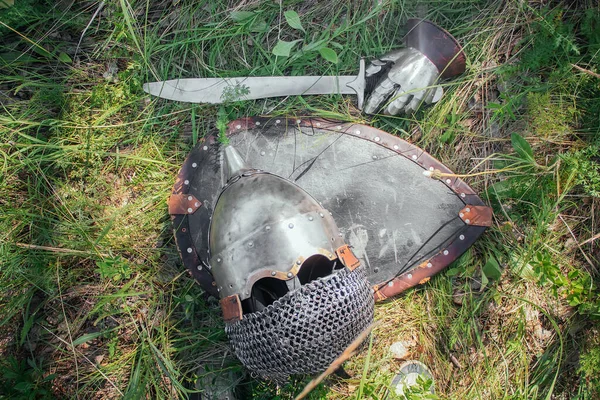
[1,0,599,399]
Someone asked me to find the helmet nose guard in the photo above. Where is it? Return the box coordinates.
[209,146,374,381]
[209,145,356,308]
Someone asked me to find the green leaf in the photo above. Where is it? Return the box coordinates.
[230,11,255,22]
[272,39,302,57]
[14,382,33,392]
[284,10,304,32]
[445,267,461,277]
[488,179,514,200]
[482,256,502,280]
[20,313,35,346]
[31,45,53,59]
[319,47,338,63]
[73,331,105,346]
[511,133,534,162]
[250,18,268,33]
[481,270,489,289]
[58,52,72,63]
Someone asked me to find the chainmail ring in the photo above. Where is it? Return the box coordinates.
[225,265,375,382]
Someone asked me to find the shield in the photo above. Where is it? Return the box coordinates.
[169,117,491,301]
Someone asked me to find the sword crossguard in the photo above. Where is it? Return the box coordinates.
[346,59,366,110]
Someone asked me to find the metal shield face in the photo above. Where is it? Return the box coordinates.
[169,117,491,301]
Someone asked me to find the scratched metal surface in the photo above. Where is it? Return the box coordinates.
[186,121,466,287]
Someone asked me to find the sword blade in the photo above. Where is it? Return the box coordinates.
[143,60,366,108]
[144,76,354,103]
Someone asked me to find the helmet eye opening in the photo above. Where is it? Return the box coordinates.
[297,255,338,285]
[242,277,288,314]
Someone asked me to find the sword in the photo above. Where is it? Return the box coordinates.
[143,60,366,109]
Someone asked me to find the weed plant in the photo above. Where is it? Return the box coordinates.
[0,0,599,399]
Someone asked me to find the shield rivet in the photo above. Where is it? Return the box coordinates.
[374,267,380,273]
[195,202,200,207]
[192,162,197,168]
[275,119,281,124]
[265,225,271,231]
[187,207,193,213]
[188,195,193,201]
[429,167,434,171]
[319,213,324,218]
[296,119,301,124]
[355,130,361,135]
[336,126,342,130]
[460,193,466,198]
[393,145,399,150]
[184,180,190,185]
[465,219,471,224]
[443,250,449,256]
[446,179,451,184]
[338,232,343,237]
[271,271,277,276]
[459,235,465,240]
[459,213,464,218]
[203,146,208,151]
[466,208,471,212]
[374,136,380,142]
[388,281,394,287]
[187,248,193,253]
[236,124,242,129]
[372,155,377,160]
[412,155,417,160]
[260,151,266,156]
[427,262,432,268]
[255,121,261,126]
[197,265,202,270]
[247,242,254,248]
[288,223,294,229]
[316,122,321,127]
[217,258,222,262]
[308,216,314,221]
[407,274,413,279]
[287,272,293,278]
[296,260,301,265]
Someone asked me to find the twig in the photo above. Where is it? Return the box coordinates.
[449,353,463,369]
[74,1,105,60]
[581,232,600,246]
[558,214,597,273]
[571,64,600,79]
[56,264,80,398]
[294,321,380,400]
[15,242,109,257]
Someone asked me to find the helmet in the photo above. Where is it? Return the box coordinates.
[209,146,374,382]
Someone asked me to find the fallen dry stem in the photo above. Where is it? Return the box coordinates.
[294,321,381,400]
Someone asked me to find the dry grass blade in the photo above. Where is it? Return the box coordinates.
[559,214,597,273]
[294,321,380,400]
[15,242,109,257]
[571,63,600,79]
